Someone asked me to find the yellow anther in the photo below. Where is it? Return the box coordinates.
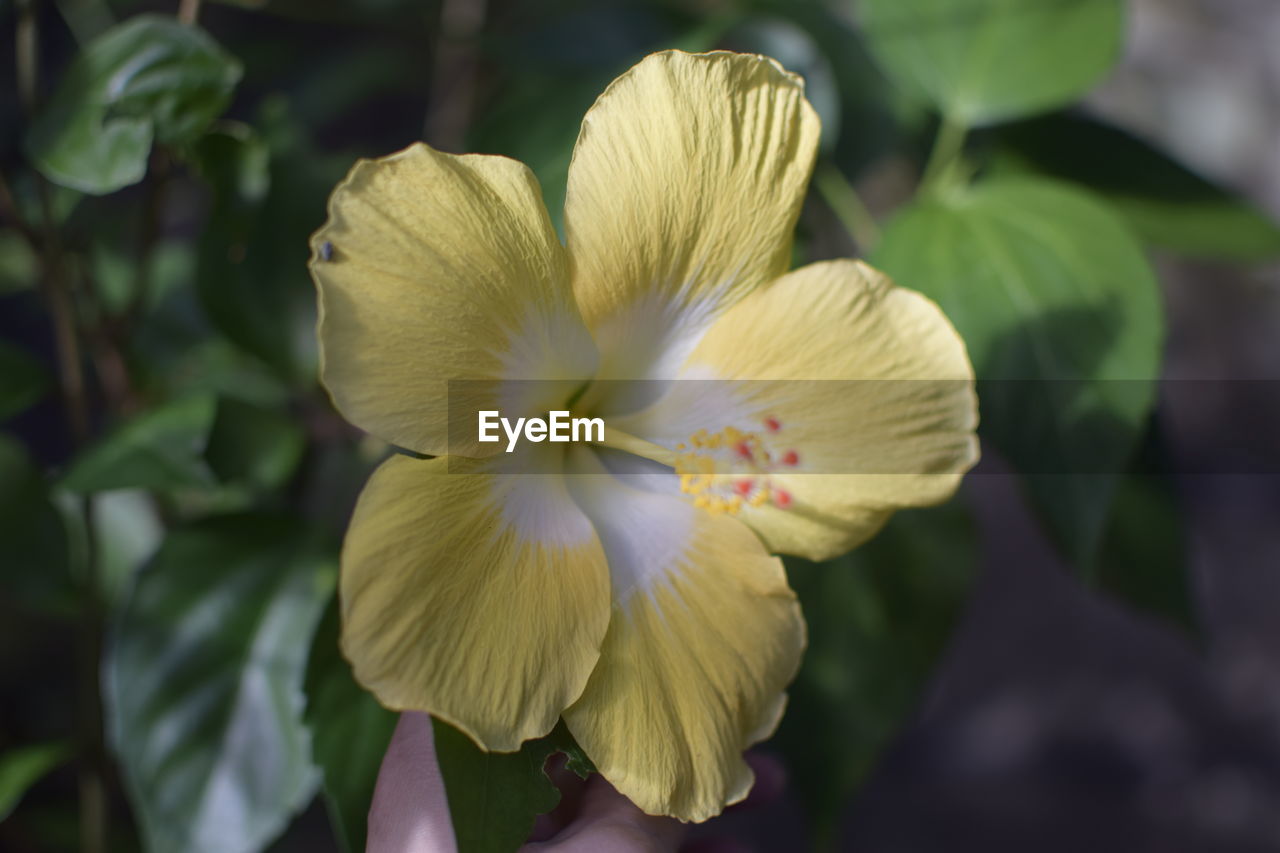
[749,489,769,507]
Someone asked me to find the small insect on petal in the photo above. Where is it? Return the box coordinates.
[319,241,335,262]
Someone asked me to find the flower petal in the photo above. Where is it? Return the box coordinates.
[340,451,611,751]
[612,259,979,561]
[562,449,804,822]
[565,51,820,385]
[311,143,597,456]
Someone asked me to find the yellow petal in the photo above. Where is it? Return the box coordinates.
[612,259,979,561]
[563,450,804,822]
[565,51,820,383]
[341,451,611,751]
[311,143,597,456]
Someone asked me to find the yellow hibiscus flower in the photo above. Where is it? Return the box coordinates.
[308,49,979,823]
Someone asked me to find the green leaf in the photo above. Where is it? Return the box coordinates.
[872,176,1163,562]
[26,15,242,194]
[434,718,592,853]
[204,397,305,491]
[194,102,332,380]
[775,504,975,844]
[106,514,334,853]
[60,394,218,493]
[0,230,39,294]
[0,434,73,613]
[994,112,1280,261]
[0,741,73,821]
[90,490,165,610]
[859,0,1123,125]
[89,239,195,318]
[1094,440,1197,634]
[303,597,397,853]
[0,340,51,421]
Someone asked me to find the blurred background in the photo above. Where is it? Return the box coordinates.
[2,0,1279,851]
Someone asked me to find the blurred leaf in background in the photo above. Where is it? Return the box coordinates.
[776,503,976,845]
[303,597,397,853]
[859,0,1123,126]
[106,514,334,853]
[26,15,242,194]
[992,112,1280,262]
[873,177,1163,564]
[0,741,72,822]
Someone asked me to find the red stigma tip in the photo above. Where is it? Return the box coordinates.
[782,450,799,466]
[773,488,792,509]
[734,479,754,496]
[763,416,781,433]
[735,440,753,459]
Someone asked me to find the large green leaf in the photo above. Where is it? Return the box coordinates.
[434,718,591,853]
[872,176,1163,562]
[60,394,218,493]
[303,597,397,853]
[0,741,72,821]
[859,0,1123,126]
[0,339,51,422]
[775,503,975,845]
[26,15,242,194]
[995,112,1280,261]
[106,514,334,853]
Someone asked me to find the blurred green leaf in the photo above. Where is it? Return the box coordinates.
[0,231,39,294]
[0,741,72,821]
[433,718,561,853]
[0,339,51,421]
[194,102,332,380]
[107,514,333,853]
[303,596,396,853]
[1095,458,1197,635]
[776,504,975,844]
[204,397,305,491]
[0,434,73,613]
[994,112,1280,261]
[859,0,1123,126]
[193,122,270,205]
[61,394,217,493]
[26,15,242,194]
[873,176,1163,563]
[90,489,165,609]
[89,239,195,318]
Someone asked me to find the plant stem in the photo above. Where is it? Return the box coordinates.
[424,0,487,150]
[16,7,110,853]
[921,114,968,192]
[177,0,200,25]
[814,161,881,253]
[16,0,38,107]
